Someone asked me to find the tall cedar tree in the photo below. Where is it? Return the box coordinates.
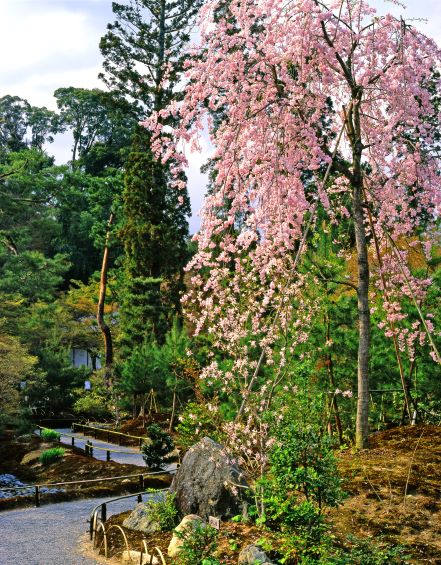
[100,0,198,347]
[119,126,190,348]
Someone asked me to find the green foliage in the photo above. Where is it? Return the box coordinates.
[244,393,346,560]
[100,0,204,113]
[267,392,345,516]
[303,536,409,565]
[40,428,61,442]
[0,149,61,257]
[0,95,29,153]
[39,447,65,465]
[54,87,133,164]
[73,392,111,420]
[0,411,35,437]
[118,127,190,348]
[176,401,222,449]
[0,251,70,303]
[0,95,61,155]
[72,369,113,419]
[337,536,409,565]
[174,523,220,565]
[141,424,174,470]
[143,491,179,531]
[120,319,191,406]
[0,323,38,421]
[120,339,164,395]
[269,424,345,515]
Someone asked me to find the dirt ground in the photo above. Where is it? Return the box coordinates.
[119,415,171,437]
[331,424,441,564]
[0,434,172,511]
[97,425,441,564]
[96,510,274,564]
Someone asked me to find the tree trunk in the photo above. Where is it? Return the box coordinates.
[169,388,177,434]
[97,213,114,388]
[353,165,370,449]
[347,98,371,450]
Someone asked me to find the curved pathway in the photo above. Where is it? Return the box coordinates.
[0,495,137,565]
[0,429,175,564]
[54,428,177,471]
[55,428,147,466]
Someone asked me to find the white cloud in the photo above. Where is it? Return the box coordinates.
[0,2,107,105]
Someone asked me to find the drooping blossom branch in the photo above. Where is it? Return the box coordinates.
[144,0,441,444]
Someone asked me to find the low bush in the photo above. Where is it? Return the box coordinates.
[39,447,65,465]
[174,523,220,565]
[141,424,174,470]
[41,428,61,442]
[143,491,179,531]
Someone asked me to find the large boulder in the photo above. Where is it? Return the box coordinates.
[170,437,248,519]
[122,502,161,533]
[238,544,274,564]
[168,514,205,558]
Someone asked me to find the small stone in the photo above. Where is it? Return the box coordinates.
[238,544,274,564]
[16,434,33,443]
[167,514,205,558]
[121,549,158,564]
[122,502,161,533]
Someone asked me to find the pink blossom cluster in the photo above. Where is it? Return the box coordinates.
[223,417,276,481]
[145,0,441,410]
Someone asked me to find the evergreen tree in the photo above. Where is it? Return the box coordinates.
[99,0,203,114]
[100,0,198,349]
[119,126,190,348]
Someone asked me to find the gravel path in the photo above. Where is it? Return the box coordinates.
[54,428,147,467]
[0,495,139,565]
[54,428,177,471]
[0,430,175,564]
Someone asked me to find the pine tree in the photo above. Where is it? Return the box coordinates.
[100,0,198,349]
[119,126,190,349]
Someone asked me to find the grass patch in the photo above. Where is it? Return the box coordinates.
[39,447,65,465]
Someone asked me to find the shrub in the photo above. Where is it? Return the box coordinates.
[39,447,65,465]
[41,428,61,442]
[175,523,220,565]
[141,423,174,470]
[336,536,409,565]
[269,423,345,514]
[304,536,410,564]
[143,491,179,531]
[73,390,111,419]
[255,394,346,560]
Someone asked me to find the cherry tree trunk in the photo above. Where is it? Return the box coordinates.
[353,176,370,449]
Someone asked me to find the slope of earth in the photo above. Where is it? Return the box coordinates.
[331,424,441,563]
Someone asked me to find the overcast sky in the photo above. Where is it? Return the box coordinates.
[1,0,440,232]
